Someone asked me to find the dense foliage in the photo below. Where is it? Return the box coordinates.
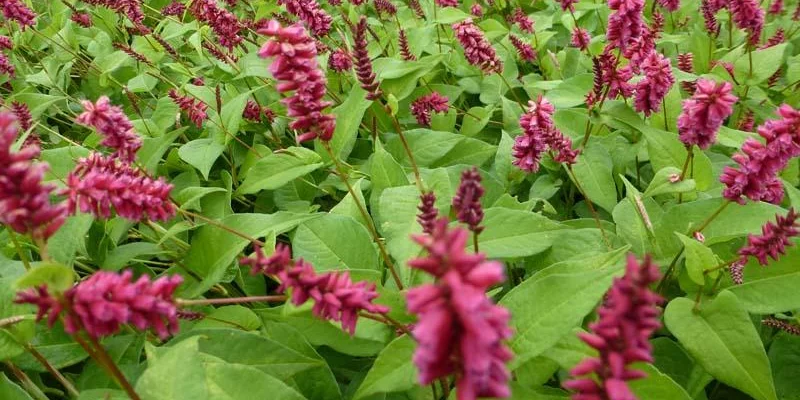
[0,0,799,399]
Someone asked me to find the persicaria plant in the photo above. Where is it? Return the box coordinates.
[0,0,798,400]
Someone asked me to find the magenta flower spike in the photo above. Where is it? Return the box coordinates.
[161,1,185,16]
[514,96,578,172]
[64,153,175,222]
[729,0,764,45]
[470,3,483,16]
[328,48,353,73]
[278,0,332,36]
[738,209,799,266]
[677,79,738,149]
[411,92,449,126]
[453,167,485,234]
[168,89,208,128]
[563,254,663,400]
[0,112,66,240]
[189,0,243,49]
[406,219,513,400]
[240,243,293,276]
[1,0,36,29]
[606,0,645,52]
[76,96,143,162]
[509,34,537,62]
[509,8,534,33]
[571,28,591,51]
[417,192,439,234]
[452,18,503,74]
[634,51,675,116]
[353,17,383,100]
[259,20,335,142]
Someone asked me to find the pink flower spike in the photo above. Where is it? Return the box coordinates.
[328,48,353,73]
[738,209,799,266]
[410,92,449,126]
[509,34,536,62]
[1,0,36,29]
[606,0,646,52]
[71,11,93,27]
[677,79,737,150]
[435,0,458,6]
[161,1,186,16]
[571,28,591,51]
[564,254,663,399]
[729,0,764,45]
[510,8,534,33]
[470,3,483,16]
[417,191,439,234]
[76,96,142,162]
[240,243,293,276]
[634,51,675,116]
[278,0,332,36]
[189,0,243,49]
[353,17,383,100]
[168,89,208,128]
[452,18,503,74]
[453,167,485,234]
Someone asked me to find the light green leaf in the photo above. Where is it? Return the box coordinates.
[0,373,32,400]
[317,86,372,161]
[292,214,379,272]
[178,139,225,180]
[378,185,423,285]
[353,335,416,399]
[220,92,250,141]
[664,292,777,400]
[237,147,323,194]
[14,263,74,293]
[644,167,696,197]
[46,214,93,266]
[629,364,693,400]
[102,243,163,271]
[725,245,800,314]
[568,142,617,213]
[734,44,787,85]
[675,233,720,285]
[468,208,565,258]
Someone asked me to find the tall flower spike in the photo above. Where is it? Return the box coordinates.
[83,0,146,31]
[1,0,36,29]
[509,34,536,62]
[453,167,485,234]
[353,17,383,100]
[161,1,186,16]
[763,317,800,335]
[634,51,675,116]
[514,96,578,172]
[470,3,483,16]
[189,0,243,49]
[76,96,142,163]
[0,35,11,51]
[64,153,175,222]
[0,53,15,77]
[677,53,695,92]
[278,0,332,36]
[564,254,663,400]
[606,0,646,52]
[738,209,799,266]
[168,89,208,128]
[410,92,449,127]
[435,0,458,6]
[509,8,534,33]
[71,11,93,27]
[328,48,353,72]
[721,104,800,204]
[760,28,785,49]
[374,0,397,16]
[656,0,679,11]
[408,0,425,18]
[0,113,66,240]
[399,29,416,61]
[729,0,764,45]
[599,50,634,100]
[677,79,737,150]
[10,101,31,132]
[738,109,755,132]
[417,192,439,234]
[259,20,335,142]
[407,218,512,400]
[701,0,720,35]
[452,18,503,74]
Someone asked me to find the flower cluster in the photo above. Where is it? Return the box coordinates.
[634,51,675,116]
[677,52,695,92]
[1,0,36,29]
[738,209,799,266]
[509,8,534,33]
[452,167,485,234]
[399,29,416,61]
[64,153,175,222]
[76,96,142,162]
[729,0,764,45]
[168,89,208,128]
[470,3,483,16]
[720,105,800,204]
[0,112,65,240]
[16,271,183,339]
[606,0,646,52]
[84,0,145,30]
[417,192,439,235]
[571,28,591,51]
[189,0,243,49]
[559,0,578,11]
[657,0,680,11]
[677,79,737,150]
[509,34,536,62]
[452,19,503,74]
[353,17,383,100]
[435,0,458,7]
[407,218,513,400]
[259,20,335,142]
[374,0,397,16]
[701,0,720,35]
[564,255,663,400]
[240,244,389,335]
[277,0,332,36]
[161,1,185,16]
[410,92,449,126]
[71,11,93,27]
[328,48,353,73]
[242,100,267,122]
[513,96,579,172]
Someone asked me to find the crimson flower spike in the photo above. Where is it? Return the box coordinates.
[738,209,799,266]
[353,17,383,100]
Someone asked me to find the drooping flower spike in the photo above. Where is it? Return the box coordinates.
[76,96,142,162]
[168,89,208,128]
[738,209,799,266]
[634,51,675,116]
[452,18,503,74]
[189,0,243,49]
[677,79,738,150]
[410,92,449,127]
[1,0,37,29]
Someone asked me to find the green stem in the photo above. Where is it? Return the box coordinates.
[4,361,48,400]
[8,230,31,271]
[692,200,731,234]
[26,345,80,398]
[566,165,611,249]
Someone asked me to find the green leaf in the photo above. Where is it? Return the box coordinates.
[644,131,713,191]
[237,147,323,195]
[136,338,306,400]
[220,92,250,141]
[12,323,87,371]
[569,142,617,213]
[500,247,628,366]
[0,279,34,360]
[102,243,163,271]
[378,185,423,285]
[178,139,225,180]
[468,208,565,258]
[0,373,32,400]
[675,233,720,285]
[767,332,800,400]
[725,245,800,314]
[353,335,416,399]
[292,214,379,272]
[46,214,93,266]
[644,167,696,197]
[317,86,372,161]
[734,44,787,85]
[629,364,693,400]
[14,263,74,293]
[368,146,409,211]
[664,292,777,400]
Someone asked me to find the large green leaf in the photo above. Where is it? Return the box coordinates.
[468,208,565,258]
[237,147,324,195]
[292,214,379,272]
[725,245,800,314]
[569,142,617,213]
[664,292,777,400]
[178,139,225,180]
[317,86,372,161]
[353,335,417,399]
[377,185,423,285]
[675,233,720,285]
[500,247,628,366]
[0,373,32,400]
[767,332,800,400]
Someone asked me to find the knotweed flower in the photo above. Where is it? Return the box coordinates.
[509,34,536,62]
[71,11,93,27]
[738,209,799,266]
[453,19,503,74]
[470,3,483,16]
[203,41,238,63]
[721,105,800,203]
[514,96,578,172]
[328,48,353,72]
[161,1,186,16]
[410,92,449,126]
[794,1,800,20]
[634,51,675,116]
[564,255,663,400]
[168,89,208,128]
[729,0,764,45]
[114,42,153,66]
[701,0,720,35]
[0,35,11,50]
[763,317,800,335]
[1,0,36,29]
[353,17,383,100]
[83,0,145,28]
[677,53,695,92]
[409,0,425,18]
[76,96,142,163]
[417,192,439,234]
[453,167,485,234]
[278,0,332,36]
[243,100,263,122]
[558,0,578,11]
[242,244,389,335]
[729,261,745,284]
[656,0,679,11]
[571,28,591,51]
[510,8,534,33]
[768,0,784,14]
[0,53,15,77]
[189,0,243,49]
[0,113,66,240]
[65,153,175,222]
[606,0,646,52]
[407,219,513,400]
[375,0,397,16]
[760,28,785,49]
[10,101,31,132]
[261,19,334,137]
[738,109,755,131]
[599,50,634,100]
[435,0,458,6]
[399,29,416,61]
[14,286,62,327]
[677,79,737,149]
